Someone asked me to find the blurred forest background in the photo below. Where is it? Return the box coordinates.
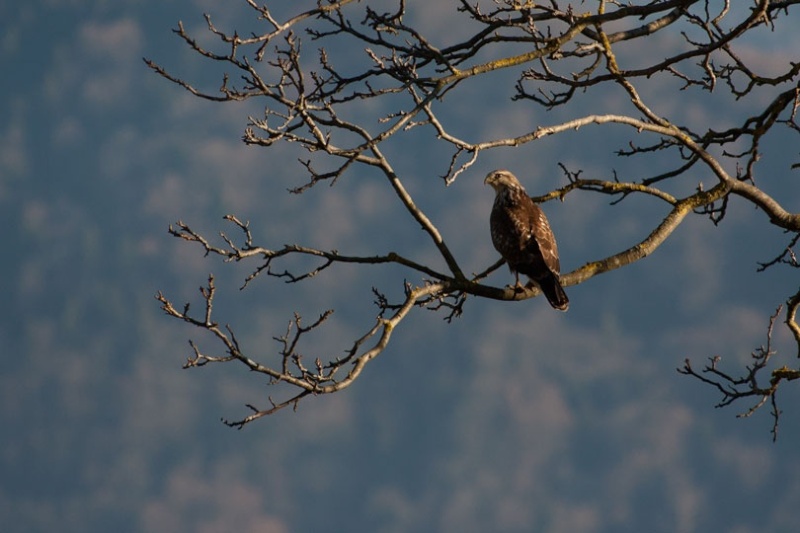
[2,1,800,532]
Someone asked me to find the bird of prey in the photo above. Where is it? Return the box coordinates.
[484,169,569,311]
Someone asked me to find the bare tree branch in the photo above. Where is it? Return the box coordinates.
[149,0,800,431]
[679,303,800,441]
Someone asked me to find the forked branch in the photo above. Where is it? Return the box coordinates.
[680,294,800,441]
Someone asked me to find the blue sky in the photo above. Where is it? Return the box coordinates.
[3,2,800,532]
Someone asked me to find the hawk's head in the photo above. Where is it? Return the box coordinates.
[484,169,524,194]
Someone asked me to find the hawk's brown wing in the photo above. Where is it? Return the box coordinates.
[492,189,568,310]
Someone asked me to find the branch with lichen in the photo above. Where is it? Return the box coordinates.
[157,267,446,428]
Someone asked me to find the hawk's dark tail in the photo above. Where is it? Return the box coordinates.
[538,274,569,311]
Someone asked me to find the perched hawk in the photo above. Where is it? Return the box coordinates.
[484,169,569,311]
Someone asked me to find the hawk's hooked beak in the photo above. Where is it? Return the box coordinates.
[484,172,501,190]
